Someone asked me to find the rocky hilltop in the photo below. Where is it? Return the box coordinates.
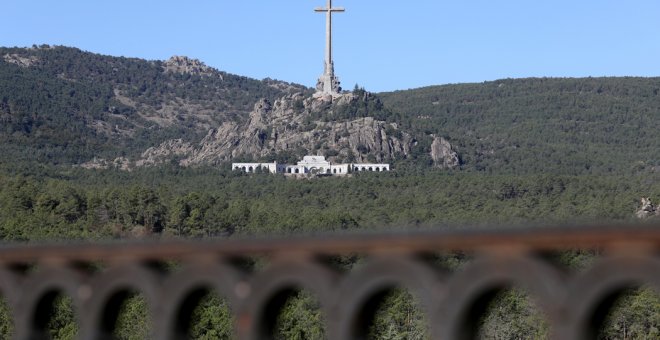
[162,56,215,76]
[1,46,464,171]
[126,92,460,168]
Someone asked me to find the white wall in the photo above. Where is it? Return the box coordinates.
[232,163,278,174]
[351,164,390,172]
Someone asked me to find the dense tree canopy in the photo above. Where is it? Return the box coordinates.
[381,77,660,175]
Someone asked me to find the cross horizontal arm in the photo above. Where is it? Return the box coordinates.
[315,7,345,12]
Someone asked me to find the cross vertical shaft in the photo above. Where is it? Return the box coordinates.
[315,0,345,96]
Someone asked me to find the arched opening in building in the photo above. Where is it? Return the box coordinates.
[241,166,246,172]
[248,166,254,173]
[295,168,299,174]
[333,169,337,174]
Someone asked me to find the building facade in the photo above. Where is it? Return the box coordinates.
[232,156,389,176]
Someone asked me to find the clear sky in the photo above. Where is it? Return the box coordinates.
[2,1,659,92]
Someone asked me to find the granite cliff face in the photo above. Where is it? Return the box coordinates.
[79,87,462,170]
[138,93,421,166]
[431,136,460,169]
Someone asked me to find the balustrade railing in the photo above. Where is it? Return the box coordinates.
[0,224,659,339]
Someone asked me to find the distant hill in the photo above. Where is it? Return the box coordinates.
[0,45,309,165]
[1,46,658,175]
[380,77,660,175]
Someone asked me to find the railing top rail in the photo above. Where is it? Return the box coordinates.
[0,224,658,263]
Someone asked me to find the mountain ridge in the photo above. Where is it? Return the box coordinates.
[1,45,658,175]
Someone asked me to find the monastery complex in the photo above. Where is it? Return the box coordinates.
[232,156,390,176]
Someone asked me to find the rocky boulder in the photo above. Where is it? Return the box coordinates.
[636,197,659,219]
[430,136,460,169]
[137,139,195,167]
[163,56,215,76]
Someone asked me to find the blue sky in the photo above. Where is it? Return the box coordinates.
[2,1,659,92]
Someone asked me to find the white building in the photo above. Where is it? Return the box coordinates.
[232,156,389,176]
[231,162,283,174]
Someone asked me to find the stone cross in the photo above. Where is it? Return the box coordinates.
[315,0,344,95]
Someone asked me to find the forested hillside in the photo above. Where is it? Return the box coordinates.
[0,45,308,165]
[381,77,660,175]
[2,46,659,174]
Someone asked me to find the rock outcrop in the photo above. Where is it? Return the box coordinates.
[430,136,460,169]
[83,90,459,169]
[175,93,415,165]
[137,139,195,167]
[636,197,659,219]
[2,54,39,67]
[79,157,131,171]
[163,56,215,76]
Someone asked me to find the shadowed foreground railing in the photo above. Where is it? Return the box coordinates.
[1,224,660,339]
